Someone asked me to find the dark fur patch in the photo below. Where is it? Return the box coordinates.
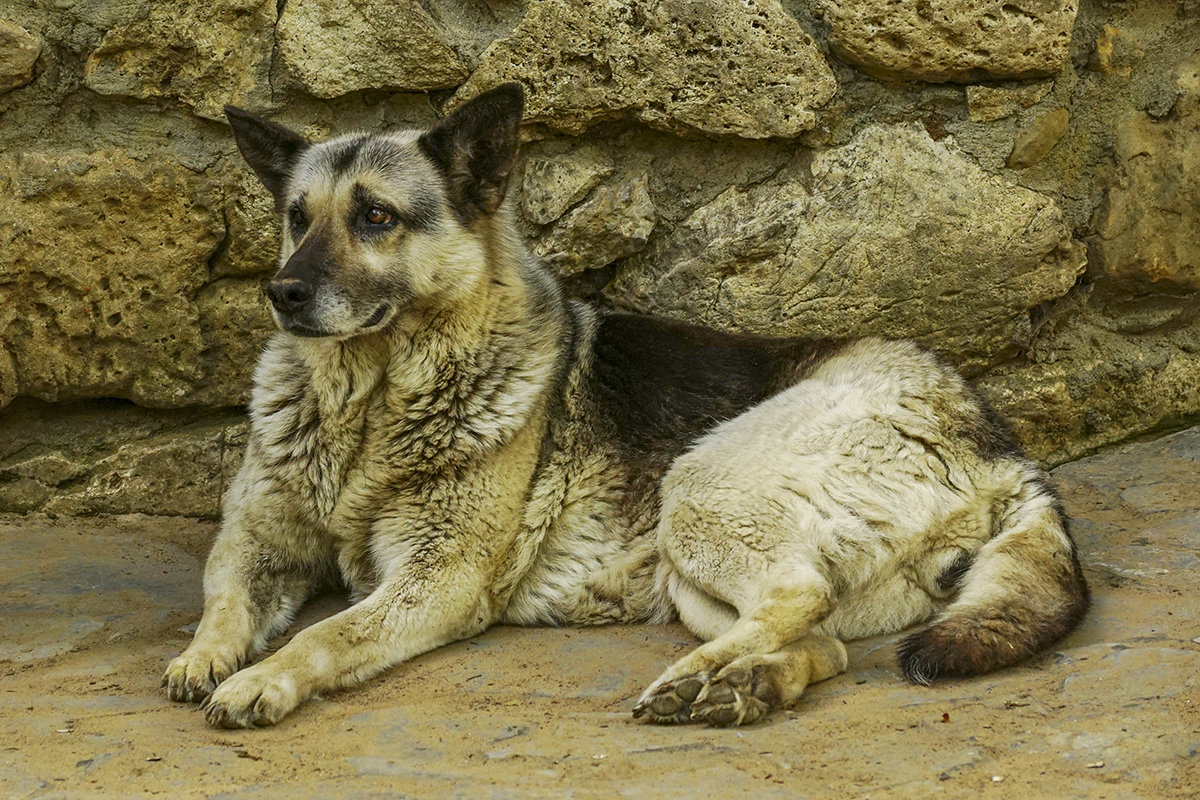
[324,136,368,176]
[961,384,1025,461]
[348,183,439,235]
[935,552,974,592]
[276,226,333,286]
[590,311,847,457]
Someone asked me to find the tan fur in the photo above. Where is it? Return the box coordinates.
[164,91,1086,728]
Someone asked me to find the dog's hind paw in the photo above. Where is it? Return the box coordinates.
[632,673,710,724]
[689,666,776,727]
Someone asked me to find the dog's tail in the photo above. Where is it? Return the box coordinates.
[898,471,1089,684]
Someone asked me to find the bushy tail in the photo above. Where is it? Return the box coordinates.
[898,476,1089,685]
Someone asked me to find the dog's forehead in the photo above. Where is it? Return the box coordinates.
[288,130,438,200]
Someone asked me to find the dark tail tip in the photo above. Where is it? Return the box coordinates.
[897,621,991,685]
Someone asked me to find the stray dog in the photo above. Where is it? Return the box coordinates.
[163,84,1089,728]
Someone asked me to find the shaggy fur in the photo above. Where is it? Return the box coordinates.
[163,85,1088,729]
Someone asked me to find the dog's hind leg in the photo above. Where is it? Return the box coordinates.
[633,561,845,725]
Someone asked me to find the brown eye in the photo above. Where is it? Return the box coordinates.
[365,207,392,226]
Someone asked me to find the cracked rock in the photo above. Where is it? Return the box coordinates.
[966,81,1053,122]
[607,123,1083,373]
[457,0,837,138]
[0,403,248,518]
[817,0,1079,83]
[521,147,615,226]
[534,174,656,277]
[1093,52,1200,289]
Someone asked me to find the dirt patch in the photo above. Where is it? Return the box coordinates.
[2,428,1199,798]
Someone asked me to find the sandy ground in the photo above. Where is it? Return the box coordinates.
[2,427,1198,799]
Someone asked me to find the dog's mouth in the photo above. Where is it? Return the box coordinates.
[279,318,335,338]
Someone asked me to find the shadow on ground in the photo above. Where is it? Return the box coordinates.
[2,428,1199,798]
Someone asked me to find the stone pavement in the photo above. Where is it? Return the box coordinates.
[1,427,1198,799]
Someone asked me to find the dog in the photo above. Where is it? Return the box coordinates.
[163,84,1089,728]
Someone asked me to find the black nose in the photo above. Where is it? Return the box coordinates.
[267,278,313,314]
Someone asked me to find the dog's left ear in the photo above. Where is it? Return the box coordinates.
[419,83,524,224]
[224,106,310,203]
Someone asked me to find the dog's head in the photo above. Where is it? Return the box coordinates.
[225,84,524,339]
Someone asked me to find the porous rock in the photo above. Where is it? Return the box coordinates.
[0,402,247,518]
[0,19,40,92]
[817,0,1079,83]
[533,174,656,276]
[1093,54,1200,289]
[84,0,276,120]
[1087,24,1145,79]
[978,308,1200,465]
[458,0,837,138]
[607,124,1084,373]
[0,150,267,410]
[276,0,468,98]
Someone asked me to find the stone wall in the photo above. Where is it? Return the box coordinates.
[1,0,1198,517]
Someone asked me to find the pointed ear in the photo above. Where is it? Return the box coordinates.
[224,105,309,201]
[418,83,524,224]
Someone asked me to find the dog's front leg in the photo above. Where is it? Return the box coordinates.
[164,502,328,703]
[200,555,494,728]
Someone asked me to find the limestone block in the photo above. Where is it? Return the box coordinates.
[84,0,276,120]
[0,19,40,92]
[212,165,279,278]
[521,147,614,226]
[977,310,1200,465]
[1008,108,1070,168]
[966,81,1053,122]
[607,124,1084,373]
[817,0,1078,83]
[1094,54,1200,289]
[0,402,248,517]
[0,150,228,408]
[458,0,837,138]
[534,174,656,276]
[42,427,244,517]
[277,0,468,98]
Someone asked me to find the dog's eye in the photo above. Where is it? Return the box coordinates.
[288,206,308,233]
[365,207,393,226]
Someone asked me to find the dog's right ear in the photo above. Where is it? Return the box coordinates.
[224,106,309,201]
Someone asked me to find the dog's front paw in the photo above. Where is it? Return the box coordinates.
[201,664,304,729]
[163,647,243,703]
